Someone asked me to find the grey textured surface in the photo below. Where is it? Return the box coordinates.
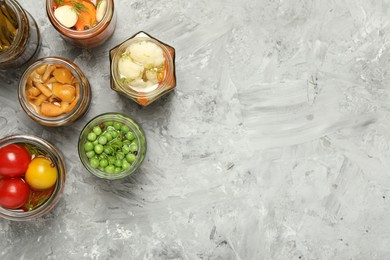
[1,0,390,259]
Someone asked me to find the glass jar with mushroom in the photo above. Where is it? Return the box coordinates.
[0,0,41,69]
[46,0,116,48]
[18,56,91,126]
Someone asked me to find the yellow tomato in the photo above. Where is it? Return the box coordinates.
[25,157,57,190]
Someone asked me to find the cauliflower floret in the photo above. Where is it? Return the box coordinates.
[118,56,144,80]
[128,41,165,68]
[144,69,158,84]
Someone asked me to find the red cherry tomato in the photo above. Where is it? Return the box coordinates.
[0,178,30,209]
[0,144,31,178]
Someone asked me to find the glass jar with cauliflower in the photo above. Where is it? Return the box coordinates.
[110,32,176,106]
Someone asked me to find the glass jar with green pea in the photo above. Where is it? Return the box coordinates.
[78,113,146,180]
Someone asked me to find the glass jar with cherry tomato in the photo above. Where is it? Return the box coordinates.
[0,134,66,221]
[46,0,116,48]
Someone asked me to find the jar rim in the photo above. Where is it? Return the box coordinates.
[110,36,175,99]
[0,134,66,221]
[18,56,89,126]
[46,0,114,38]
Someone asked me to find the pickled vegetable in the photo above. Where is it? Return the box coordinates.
[25,64,79,117]
[118,41,167,93]
[0,143,58,212]
[83,120,140,174]
[0,1,18,52]
[53,0,107,31]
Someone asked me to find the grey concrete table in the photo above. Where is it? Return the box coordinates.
[1,0,390,259]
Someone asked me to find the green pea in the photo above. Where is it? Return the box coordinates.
[116,152,125,160]
[132,139,139,145]
[104,133,113,142]
[93,126,102,136]
[125,132,135,141]
[105,121,113,127]
[98,136,107,145]
[94,144,104,154]
[113,122,122,130]
[87,132,97,141]
[108,156,116,165]
[93,140,99,146]
[105,165,115,174]
[110,131,118,138]
[115,159,122,167]
[121,125,130,133]
[104,147,113,155]
[122,145,131,154]
[114,167,122,174]
[84,141,94,151]
[86,151,95,159]
[126,153,136,163]
[90,158,99,169]
[98,154,107,160]
[99,159,108,167]
[129,143,138,152]
[106,126,116,132]
[122,160,131,170]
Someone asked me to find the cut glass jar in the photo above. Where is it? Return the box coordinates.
[109,31,176,106]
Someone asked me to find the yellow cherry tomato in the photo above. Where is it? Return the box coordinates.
[25,157,57,190]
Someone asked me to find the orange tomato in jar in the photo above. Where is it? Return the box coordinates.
[25,158,58,190]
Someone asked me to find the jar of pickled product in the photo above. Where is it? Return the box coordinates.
[46,0,116,48]
[110,31,176,106]
[78,113,146,180]
[0,0,41,70]
[0,134,66,221]
[18,56,91,126]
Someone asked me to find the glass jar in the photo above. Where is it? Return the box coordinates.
[0,0,41,70]
[18,56,91,127]
[46,0,116,48]
[78,113,146,180]
[0,134,66,221]
[110,31,176,106]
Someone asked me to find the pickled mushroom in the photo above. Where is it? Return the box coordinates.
[26,64,79,117]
